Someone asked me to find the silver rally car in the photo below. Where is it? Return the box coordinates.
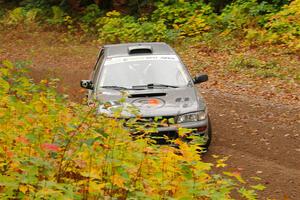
[81,42,212,148]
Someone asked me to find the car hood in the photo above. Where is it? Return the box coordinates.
[95,87,206,117]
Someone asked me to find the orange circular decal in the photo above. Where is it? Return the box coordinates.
[132,98,165,109]
[148,99,160,105]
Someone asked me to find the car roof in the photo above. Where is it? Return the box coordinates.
[103,42,176,58]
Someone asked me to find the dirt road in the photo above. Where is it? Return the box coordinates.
[1,30,300,199]
[203,89,300,199]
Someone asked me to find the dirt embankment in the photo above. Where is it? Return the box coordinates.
[1,30,300,199]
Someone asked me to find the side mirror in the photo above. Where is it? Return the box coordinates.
[193,74,208,84]
[80,80,94,90]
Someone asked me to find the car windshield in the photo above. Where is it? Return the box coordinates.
[98,55,190,89]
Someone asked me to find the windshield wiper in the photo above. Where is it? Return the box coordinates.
[100,86,147,90]
[100,86,131,90]
[132,83,179,89]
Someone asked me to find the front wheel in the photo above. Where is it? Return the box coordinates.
[200,115,212,150]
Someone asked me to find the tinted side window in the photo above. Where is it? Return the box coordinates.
[93,54,104,83]
[91,49,104,82]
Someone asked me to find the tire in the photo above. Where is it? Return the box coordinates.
[200,115,212,151]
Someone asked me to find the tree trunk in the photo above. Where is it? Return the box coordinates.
[66,0,82,11]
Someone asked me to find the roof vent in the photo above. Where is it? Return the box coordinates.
[128,45,152,54]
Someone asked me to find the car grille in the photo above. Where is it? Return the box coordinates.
[124,116,178,144]
[124,116,176,128]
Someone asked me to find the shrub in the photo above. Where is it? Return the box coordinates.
[96,11,142,43]
[95,11,174,43]
[0,7,43,25]
[80,4,102,25]
[264,0,300,49]
[152,1,214,38]
[46,5,65,25]
[95,1,214,43]
[0,60,263,199]
[1,7,26,25]
[218,0,300,50]
[219,0,278,33]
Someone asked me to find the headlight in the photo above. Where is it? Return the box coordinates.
[177,111,207,123]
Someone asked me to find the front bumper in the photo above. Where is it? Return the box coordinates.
[130,118,209,144]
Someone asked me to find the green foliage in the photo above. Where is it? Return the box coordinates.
[78,4,104,34]
[230,54,265,70]
[219,0,277,31]
[96,11,141,43]
[238,187,258,200]
[0,7,43,25]
[25,8,42,23]
[0,1,214,42]
[217,0,300,51]
[80,4,102,25]
[93,2,214,43]
[152,1,214,37]
[95,11,176,43]
[1,7,26,25]
[228,54,299,80]
[263,0,300,49]
[47,5,65,25]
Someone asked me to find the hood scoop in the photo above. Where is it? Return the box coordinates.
[129,93,166,98]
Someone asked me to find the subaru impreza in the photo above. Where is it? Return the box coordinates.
[81,42,212,148]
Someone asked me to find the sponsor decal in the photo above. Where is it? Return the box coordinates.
[132,98,165,109]
[175,97,192,108]
[105,55,179,65]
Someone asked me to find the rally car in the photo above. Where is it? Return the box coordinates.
[80,42,212,148]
